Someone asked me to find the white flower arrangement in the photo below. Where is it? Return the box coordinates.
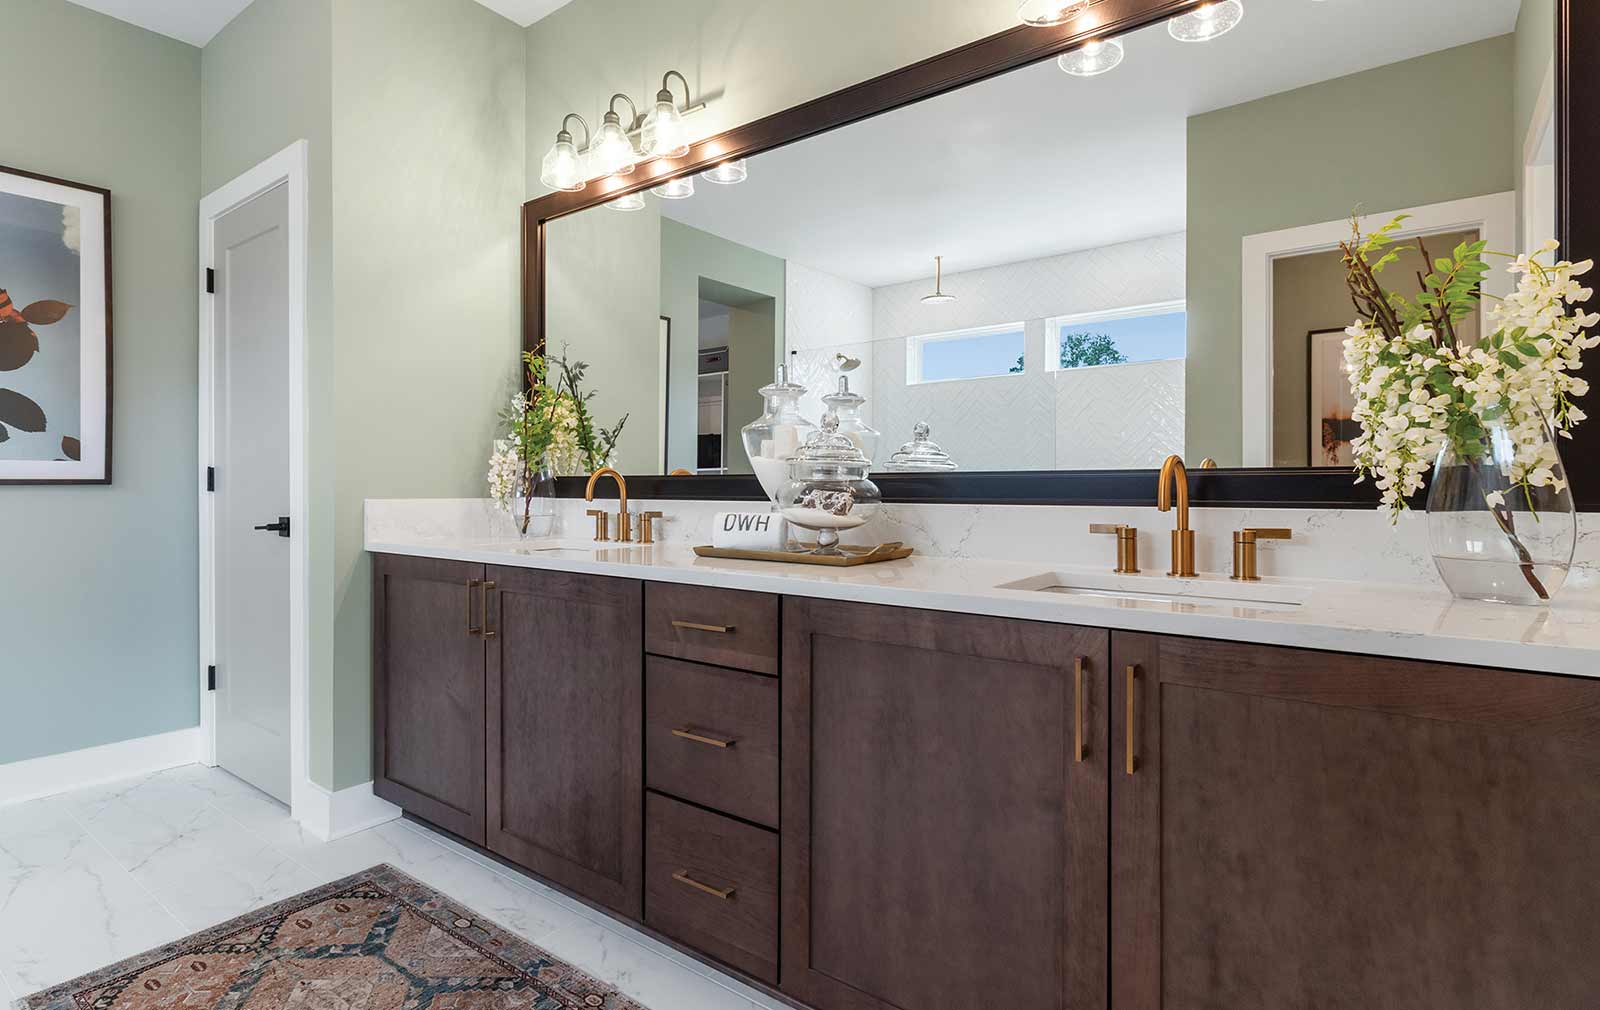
[1341,219,1599,521]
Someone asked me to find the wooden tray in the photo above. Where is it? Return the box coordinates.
[693,542,914,567]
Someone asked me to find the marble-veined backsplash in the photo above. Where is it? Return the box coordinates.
[366,497,1600,593]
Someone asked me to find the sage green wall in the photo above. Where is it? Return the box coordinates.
[659,219,784,473]
[328,0,525,790]
[545,205,663,475]
[524,0,1011,200]
[202,0,339,786]
[0,0,200,765]
[1185,36,1515,466]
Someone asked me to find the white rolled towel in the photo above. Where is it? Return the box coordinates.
[712,511,789,550]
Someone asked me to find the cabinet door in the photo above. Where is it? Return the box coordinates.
[372,554,487,844]
[782,597,1109,1010]
[486,566,644,918]
[1111,633,1600,1010]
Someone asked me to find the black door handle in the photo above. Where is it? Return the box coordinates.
[254,516,291,538]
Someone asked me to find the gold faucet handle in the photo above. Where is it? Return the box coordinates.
[585,509,611,542]
[1231,528,1291,581]
[639,511,665,544]
[1090,524,1139,574]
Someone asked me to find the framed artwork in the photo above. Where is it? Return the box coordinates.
[1307,327,1358,468]
[0,164,111,484]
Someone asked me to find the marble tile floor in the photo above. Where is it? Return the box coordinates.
[0,764,786,1010]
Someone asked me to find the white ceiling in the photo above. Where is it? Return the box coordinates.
[657,0,1525,289]
[64,0,572,46]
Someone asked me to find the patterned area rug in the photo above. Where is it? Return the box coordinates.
[16,864,647,1010]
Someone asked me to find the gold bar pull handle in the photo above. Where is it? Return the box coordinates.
[1125,664,1138,776]
[481,581,497,639]
[672,727,737,749]
[467,579,482,637]
[672,870,735,900]
[1074,657,1086,763]
[671,620,734,634]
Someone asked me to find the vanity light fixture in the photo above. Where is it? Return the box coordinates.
[1016,0,1089,27]
[607,191,647,212]
[652,175,696,200]
[1058,37,1124,76]
[592,94,641,178]
[921,256,957,305]
[701,159,749,185]
[643,70,693,159]
[539,113,591,192]
[1168,0,1243,42]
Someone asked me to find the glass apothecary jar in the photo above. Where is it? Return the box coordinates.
[884,421,959,471]
[778,414,883,555]
[741,364,816,508]
[821,375,881,466]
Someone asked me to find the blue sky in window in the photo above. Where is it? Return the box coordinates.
[920,328,1025,381]
[1061,311,1187,366]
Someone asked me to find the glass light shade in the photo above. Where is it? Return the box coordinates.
[539,135,585,192]
[1168,1,1243,41]
[591,115,637,177]
[652,175,695,200]
[643,96,690,158]
[1016,0,1087,26]
[701,159,748,185]
[607,191,646,212]
[1058,37,1125,77]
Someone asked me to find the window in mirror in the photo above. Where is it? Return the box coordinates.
[907,323,1028,384]
[1046,301,1187,372]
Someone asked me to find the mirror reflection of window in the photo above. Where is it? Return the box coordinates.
[542,0,1551,477]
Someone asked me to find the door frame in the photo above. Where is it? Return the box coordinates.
[1239,190,1516,467]
[197,140,311,821]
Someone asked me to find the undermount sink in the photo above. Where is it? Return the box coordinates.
[997,571,1308,612]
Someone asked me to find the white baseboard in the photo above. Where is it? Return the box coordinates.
[0,727,203,808]
[293,780,401,842]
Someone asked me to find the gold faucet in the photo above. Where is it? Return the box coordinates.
[1157,454,1196,578]
[585,467,631,542]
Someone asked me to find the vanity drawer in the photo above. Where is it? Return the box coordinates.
[645,792,779,985]
[644,583,779,675]
[646,656,779,827]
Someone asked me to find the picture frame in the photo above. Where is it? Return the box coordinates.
[1307,326,1357,468]
[0,164,111,484]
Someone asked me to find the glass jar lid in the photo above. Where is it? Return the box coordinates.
[821,375,865,413]
[885,422,959,471]
[789,413,872,481]
[757,363,808,402]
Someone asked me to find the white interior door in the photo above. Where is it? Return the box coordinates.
[213,182,291,803]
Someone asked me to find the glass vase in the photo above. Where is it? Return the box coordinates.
[1426,419,1575,605]
[511,459,557,539]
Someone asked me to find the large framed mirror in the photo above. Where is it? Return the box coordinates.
[524,0,1595,508]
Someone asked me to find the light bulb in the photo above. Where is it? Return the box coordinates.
[539,132,584,192]
[1058,37,1125,77]
[1168,0,1243,41]
[652,175,695,200]
[643,92,689,159]
[607,192,646,212]
[701,159,748,185]
[591,112,637,178]
[1016,0,1087,27]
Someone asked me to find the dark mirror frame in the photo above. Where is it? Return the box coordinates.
[524,0,1597,509]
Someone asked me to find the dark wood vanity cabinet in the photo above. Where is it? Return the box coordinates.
[1111,633,1600,1010]
[374,558,1600,1010]
[781,597,1111,1010]
[372,554,488,845]
[485,566,644,919]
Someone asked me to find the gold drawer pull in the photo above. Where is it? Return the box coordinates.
[467,579,482,637]
[672,727,737,749]
[1126,664,1138,776]
[672,870,735,900]
[1074,657,1086,763]
[671,620,735,634]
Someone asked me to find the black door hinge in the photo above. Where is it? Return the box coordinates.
[205,268,215,294]
[207,665,217,691]
[206,466,215,492]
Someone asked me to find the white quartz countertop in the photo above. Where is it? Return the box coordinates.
[365,531,1600,678]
